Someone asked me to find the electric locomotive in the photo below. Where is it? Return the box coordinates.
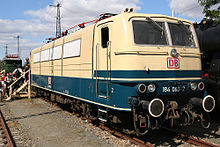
[30,9,215,135]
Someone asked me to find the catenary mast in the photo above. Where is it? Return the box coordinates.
[50,2,62,38]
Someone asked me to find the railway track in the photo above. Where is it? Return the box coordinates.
[42,97,219,147]
[98,123,153,147]
[162,127,219,147]
[99,123,219,147]
[0,109,15,147]
[179,134,219,147]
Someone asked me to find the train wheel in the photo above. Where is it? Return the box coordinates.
[150,118,159,130]
[133,110,150,136]
[188,110,195,125]
[200,113,210,129]
[179,109,190,126]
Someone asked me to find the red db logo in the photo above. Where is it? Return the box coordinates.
[48,77,51,85]
[167,57,180,69]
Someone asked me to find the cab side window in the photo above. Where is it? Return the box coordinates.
[101,27,109,48]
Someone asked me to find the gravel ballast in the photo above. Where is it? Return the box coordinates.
[0,98,220,146]
[0,98,134,147]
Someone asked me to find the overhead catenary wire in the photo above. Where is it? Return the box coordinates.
[47,17,100,41]
[46,13,116,41]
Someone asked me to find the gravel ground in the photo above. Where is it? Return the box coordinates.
[0,97,220,147]
[0,98,134,147]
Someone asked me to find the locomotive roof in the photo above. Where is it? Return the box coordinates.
[31,11,193,53]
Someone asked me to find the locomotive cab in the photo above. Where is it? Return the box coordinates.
[93,11,215,135]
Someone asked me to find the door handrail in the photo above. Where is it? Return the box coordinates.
[7,69,30,99]
[96,43,99,96]
[8,69,29,89]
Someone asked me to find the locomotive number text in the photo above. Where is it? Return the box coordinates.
[162,86,185,93]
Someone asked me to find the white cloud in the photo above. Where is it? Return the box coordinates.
[24,6,55,24]
[0,18,53,61]
[0,0,141,62]
[0,19,53,36]
[170,0,204,19]
[25,0,141,30]
[210,3,220,10]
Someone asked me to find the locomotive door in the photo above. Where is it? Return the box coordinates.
[95,24,112,99]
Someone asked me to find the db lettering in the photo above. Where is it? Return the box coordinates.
[167,57,180,69]
[48,77,51,85]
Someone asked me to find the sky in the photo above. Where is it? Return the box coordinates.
[0,0,208,62]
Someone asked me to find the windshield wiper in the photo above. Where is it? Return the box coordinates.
[178,20,192,35]
[146,17,164,31]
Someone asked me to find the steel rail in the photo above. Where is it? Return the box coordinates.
[179,134,219,147]
[0,109,15,147]
[99,123,154,147]
[162,127,219,147]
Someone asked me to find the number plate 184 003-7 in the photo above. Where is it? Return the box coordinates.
[162,86,186,93]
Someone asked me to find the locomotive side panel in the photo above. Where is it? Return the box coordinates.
[40,42,54,76]
[56,26,94,99]
[53,39,63,77]
[31,25,102,107]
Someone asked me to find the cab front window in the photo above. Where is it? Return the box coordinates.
[132,20,168,45]
[132,19,197,48]
[168,23,196,47]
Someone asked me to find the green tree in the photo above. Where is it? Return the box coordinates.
[198,0,220,23]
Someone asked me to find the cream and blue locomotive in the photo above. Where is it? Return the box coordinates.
[30,9,215,135]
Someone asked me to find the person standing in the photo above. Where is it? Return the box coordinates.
[24,57,30,81]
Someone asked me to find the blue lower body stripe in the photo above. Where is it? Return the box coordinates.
[31,71,204,112]
[94,70,201,78]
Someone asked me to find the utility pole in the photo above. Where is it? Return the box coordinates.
[50,2,62,38]
[5,44,8,56]
[15,35,20,57]
[171,9,174,17]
